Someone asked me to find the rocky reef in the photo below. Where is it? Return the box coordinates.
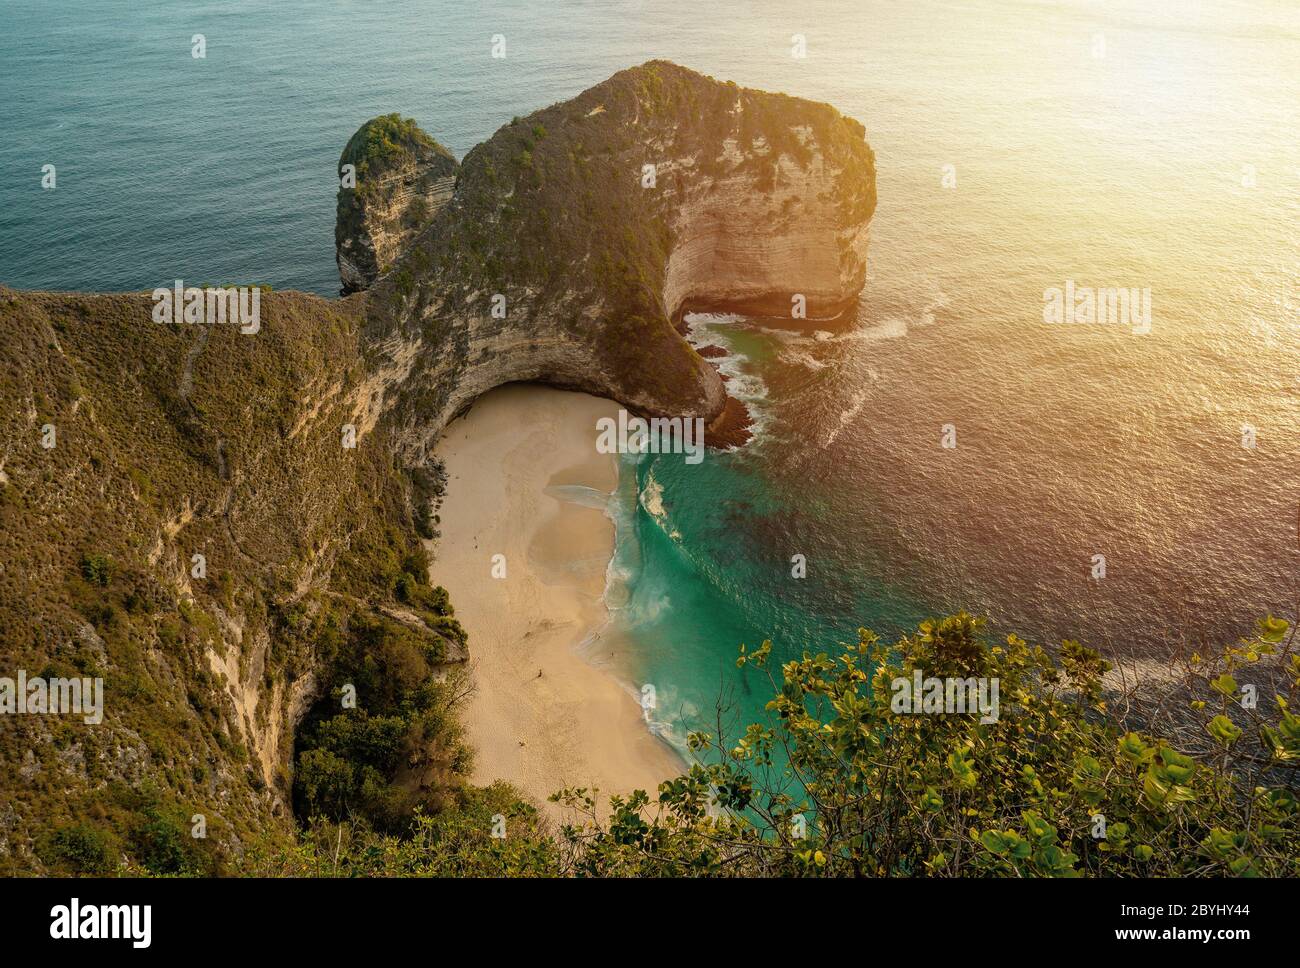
[0,62,874,870]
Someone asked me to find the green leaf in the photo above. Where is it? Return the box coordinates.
[978,830,1010,856]
[1257,615,1289,643]
[1207,714,1242,746]
[1210,673,1238,697]
[1116,733,1152,766]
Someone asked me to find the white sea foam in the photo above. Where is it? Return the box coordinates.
[824,388,872,447]
[601,454,643,612]
[683,313,774,443]
[781,348,829,371]
[638,469,681,540]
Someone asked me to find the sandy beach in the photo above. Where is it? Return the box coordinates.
[427,384,684,823]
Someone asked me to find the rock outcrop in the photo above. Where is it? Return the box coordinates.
[335,115,459,295]
[0,61,875,870]
[350,60,876,460]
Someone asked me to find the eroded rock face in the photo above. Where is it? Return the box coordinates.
[662,125,873,323]
[335,115,459,295]
[357,61,877,460]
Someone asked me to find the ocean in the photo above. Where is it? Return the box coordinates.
[3,0,1297,756]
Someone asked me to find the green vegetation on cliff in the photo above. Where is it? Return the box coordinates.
[343,113,437,161]
[0,286,478,873]
[247,613,1300,878]
[339,113,452,202]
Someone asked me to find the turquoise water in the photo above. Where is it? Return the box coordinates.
[597,316,931,755]
[3,1,1298,758]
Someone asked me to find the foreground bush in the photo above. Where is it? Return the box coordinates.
[252,612,1298,877]
[553,613,1297,876]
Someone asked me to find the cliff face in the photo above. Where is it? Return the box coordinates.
[0,282,471,871]
[355,61,876,460]
[662,126,872,322]
[335,115,460,295]
[0,62,874,871]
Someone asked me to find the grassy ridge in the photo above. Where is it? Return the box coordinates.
[0,286,483,873]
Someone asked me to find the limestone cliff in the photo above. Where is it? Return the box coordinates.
[0,62,874,872]
[335,115,460,295]
[354,61,876,459]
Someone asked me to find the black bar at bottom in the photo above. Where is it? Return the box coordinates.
[0,876,1273,954]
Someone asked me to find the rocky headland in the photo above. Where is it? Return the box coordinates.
[335,115,460,295]
[0,61,874,870]
[346,61,875,456]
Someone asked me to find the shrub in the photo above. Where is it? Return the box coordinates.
[38,823,116,874]
[132,808,192,875]
[79,553,114,587]
[549,613,1300,877]
[270,613,1298,879]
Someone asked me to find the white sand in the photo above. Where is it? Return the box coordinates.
[427,385,683,823]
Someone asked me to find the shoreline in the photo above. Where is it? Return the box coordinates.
[427,384,685,825]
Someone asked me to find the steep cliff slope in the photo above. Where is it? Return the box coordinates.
[336,115,460,295]
[0,62,875,872]
[0,286,467,871]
